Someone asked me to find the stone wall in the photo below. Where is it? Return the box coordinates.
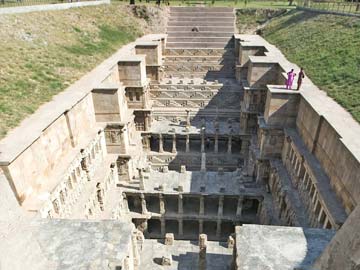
[0,33,166,219]
[296,98,360,214]
[313,204,360,270]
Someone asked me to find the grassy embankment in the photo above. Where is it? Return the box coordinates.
[0,4,164,138]
[237,9,360,122]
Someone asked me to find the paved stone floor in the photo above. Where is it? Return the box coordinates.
[139,239,233,269]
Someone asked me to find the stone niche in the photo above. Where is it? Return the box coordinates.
[118,55,147,87]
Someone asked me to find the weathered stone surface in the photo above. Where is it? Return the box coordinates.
[235,225,335,270]
[313,205,360,270]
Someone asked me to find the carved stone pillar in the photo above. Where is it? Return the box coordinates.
[159,133,164,153]
[201,152,206,172]
[199,196,205,215]
[201,128,205,153]
[141,194,148,215]
[186,134,190,153]
[214,132,219,153]
[122,193,129,213]
[131,231,140,267]
[143,135,151,151]
[236,196,244,218]
[216,220,222,238]
[160,194,165,215]
[178,194,183,214]
[199,220,204,234]
[186,109,191,128]
[178,219,183,236]
[161,218,165,236]
[80,149,91,181]
[227,135,232,154]
[172,133,177,153]
[218,195,224,217]
[199,233,207,270]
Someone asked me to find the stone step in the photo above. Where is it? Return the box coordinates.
[168,21,234,27]
[151,108,241,119]
[164,63,235,72]
[167,37,232,43]
[164,48,235,57]
[166,42,233,49]
[164,59,235,65]
[170,12,235,19]
[167,26,234,32]
[167,31,234,37]
[170,6,234,12]
[165,55,233,61]
[164,71,236,79]
[169,16,234,22]
[151,83,240,91]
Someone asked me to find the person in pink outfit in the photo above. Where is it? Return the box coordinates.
[286,69,296,90]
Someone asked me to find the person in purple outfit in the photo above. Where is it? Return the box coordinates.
[286,69,296,90]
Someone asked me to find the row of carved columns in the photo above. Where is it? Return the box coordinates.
[283,137,333,229]
[149,133,245,154]
[122,193,246,219]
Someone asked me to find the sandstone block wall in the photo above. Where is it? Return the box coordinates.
[296,98,360,214]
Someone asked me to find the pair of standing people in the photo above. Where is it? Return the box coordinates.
[286,68,305,90]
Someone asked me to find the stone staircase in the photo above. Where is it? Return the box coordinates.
[166,7,235,49]
[149,7,239,119]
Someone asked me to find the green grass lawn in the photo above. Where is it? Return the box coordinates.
[260,10,360,122]
[0,4,164,139]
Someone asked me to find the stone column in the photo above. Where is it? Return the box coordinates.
[178,194,183,214]
[80,149,91,181]
[144,113,151,131]
[186,109,191,128]
[131,231,140,267]
[201,128,205,153]
[201,152,206,172]
[236,196,244,218]
[216,220,222,238]
[199,220,204,234]
[186,134,190,153]
[214,132,219,153]
[159,133,164,153]
[227,135,232,154]
[160,194,165,215]
[143,135,151,151]
[172,133,177,153]
[200,196,205,215]
[199,234,207,270]
[161,218,165,236]
[141,194,148,215]
[122,193,129,213]
[178,219,183,236]
[218,195,224,217]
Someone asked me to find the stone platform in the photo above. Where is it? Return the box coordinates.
[235,225,336,270]
[139,239,233,270]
